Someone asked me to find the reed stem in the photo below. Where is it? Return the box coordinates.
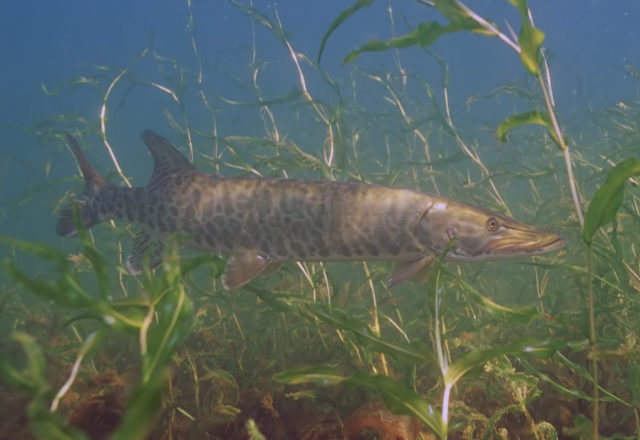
[587,248,599,438]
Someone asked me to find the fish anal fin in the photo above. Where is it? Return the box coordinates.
[221,251,276,290]
[388,255,435,290]
[126,230,165,275]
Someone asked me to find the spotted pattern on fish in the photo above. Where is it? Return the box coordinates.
[57,130,567,289]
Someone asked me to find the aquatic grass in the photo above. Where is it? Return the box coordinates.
[0,235,203,439]
[335,0,582,224]
[1,332,89,440]
[231,0,346,176]
[314,1,640,437]
[275,253,568,437]
[581,158,640,436]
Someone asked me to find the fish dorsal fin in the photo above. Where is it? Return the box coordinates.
[222,251,276,290]
[126,229,165,275]
[140,130,195,182]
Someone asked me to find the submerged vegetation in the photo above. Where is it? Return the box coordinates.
[1,0,640,439]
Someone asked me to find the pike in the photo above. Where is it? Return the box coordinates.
[57,130,566,290]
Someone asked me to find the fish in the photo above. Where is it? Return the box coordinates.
[56,130,567,290]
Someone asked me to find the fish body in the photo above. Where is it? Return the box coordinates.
[57,130,566,289]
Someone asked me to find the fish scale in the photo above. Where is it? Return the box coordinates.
[57,129,567,290]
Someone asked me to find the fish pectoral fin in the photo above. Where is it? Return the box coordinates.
[388,255,435,290]
[221,251,276,290]
[126,230,165,275]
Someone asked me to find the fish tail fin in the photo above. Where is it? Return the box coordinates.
[56,131,110,237]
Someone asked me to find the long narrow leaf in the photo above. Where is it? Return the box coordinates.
[433,0,488,34]
[496,110,554,144]
[274,366,347,386]
[317,0,374,64]
[444,338,562,387]
[447,270,539,323]
[308,303,437,365]
[275,367,446,438]
[349,373,446,438]
[583,158,640,244]
[343,21,459,65]
[229,0,287,42]
[508,0,545,75]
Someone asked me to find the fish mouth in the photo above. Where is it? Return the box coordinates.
[485,228,567,257]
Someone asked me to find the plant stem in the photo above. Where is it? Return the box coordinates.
[432,268,450,431]
[453,0,585,225]
[537,74,584,226]
[50,332,98,412]
[587,247,599,438]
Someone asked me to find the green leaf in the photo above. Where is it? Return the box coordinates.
[518,26,545,76]
[343,21,457,65]
[308,303,437,365]
[179,254,225,278]
[28,404,89,440]
[583,158,640,244]
[433,0,487,34]
[497,110,552,142]
[349,373,446,438]
[274,366,347,386]
[508,0,545,75]
[113,265,193,439]
[317,0,374,64]
[534,422,559,439]
[215,87,303,107]
[0,332,47,393]
[275,367,447,438]
[444,338,562,388]
[564,415,593,438]
[449,272,539,323]
[229,0,288,42]
[0,236,70,269]
[142,282,193,383]
[496,110,566,149]
[76,226,111,300]
[2,260,95,309]
[0,236,118,313]
[109,373,166,440]
[246,419,267,440]
[40,76,103,96]
[0,332,89,439]
[276,366,445,437]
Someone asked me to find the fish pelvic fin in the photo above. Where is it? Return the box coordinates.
[222,251,277,290]
[56,132,110,237]
[140,130,195,183]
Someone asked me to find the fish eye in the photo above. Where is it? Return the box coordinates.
[486,217,500,231]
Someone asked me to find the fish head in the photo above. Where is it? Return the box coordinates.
[415,201,567,261]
